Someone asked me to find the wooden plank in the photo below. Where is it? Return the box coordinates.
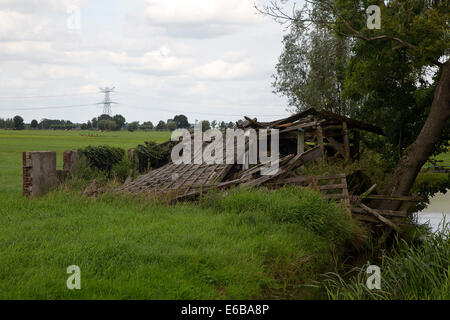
[365,195,422,201]
[323,193,346,199]
[327,136,345,157]
[342,121,350,161]
[316,126,324,160]
[280,121,319,133]
[318,184,345,190]
[240,147,321,189]
[351,208,407,217]
[297,130,305,155]
[359,203,400,233]
[278,173,347,185]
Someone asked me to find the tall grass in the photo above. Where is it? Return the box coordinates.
[0,186,360,299]
[322,223,450,300]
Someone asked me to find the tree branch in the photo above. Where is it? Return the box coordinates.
[255,0,443,67]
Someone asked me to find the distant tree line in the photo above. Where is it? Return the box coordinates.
[0,114,236,132]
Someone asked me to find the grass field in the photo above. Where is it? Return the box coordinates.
[0,130,170,194]
[0,129,361,299]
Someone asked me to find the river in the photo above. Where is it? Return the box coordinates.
[415,192,450,232]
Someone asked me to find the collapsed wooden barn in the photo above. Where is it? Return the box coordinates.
[118,108,383,198]
[116,107,416,232]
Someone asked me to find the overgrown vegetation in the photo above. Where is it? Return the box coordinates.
[322,223,450,300]
[135,141,175,173]
[78,145,128,179]
[0,187,360,299]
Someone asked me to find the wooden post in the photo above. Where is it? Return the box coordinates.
[353,130,360,160]
[316,126,324,160]
[342,121,350,161]
[297,129,305,155]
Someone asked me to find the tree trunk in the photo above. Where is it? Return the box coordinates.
[380,60,450,210]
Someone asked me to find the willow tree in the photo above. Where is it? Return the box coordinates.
[259,0,449,209]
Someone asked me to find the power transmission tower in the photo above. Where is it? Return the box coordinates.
[98,87,118,116]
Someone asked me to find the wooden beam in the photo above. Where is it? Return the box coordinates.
[364,195,422,201]
[297,129,305,155]
[327,136,345,158]
[316,126,324,160]
[360,204,400,233]
[342,121,350,161]
[353,130,360,160]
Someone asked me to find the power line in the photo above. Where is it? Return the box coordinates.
[0,103,98,111]
[129,106,287,118]
[0,92,98,100]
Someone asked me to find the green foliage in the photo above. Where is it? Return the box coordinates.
[411,172,450,212]
[127,121,139,132]
[201,186,363,247]
[201,120,211,132]
[322,224,450,300]
[172,114,190,129]
[338,0,450,163]
[113,114,126,129]
[167,120,177,131]
[273,0,449,164]
[155,120,167,131]
[135,141,174,172]
[140,121,154,131]
[13,115,25,130]
[0,186,360,299]
[78,145,127,177]
[274,19,356,115]
[97,119,117,131]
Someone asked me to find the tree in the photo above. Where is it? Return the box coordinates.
[259,0,450,209]
[155,120,167,131]
[201,120,211,132]
[13,116,24,130]
[219,121,227,130]
[91,117,98,129]
[113,114,126,130]
[140,121,154,131]
[98,114,112,122]
[274,23,355,116]
[98,120,117,131]
[127,121,139,132]
[211,120,217,129]
[167,120,177,131]
[173,114,190,129]
[30,120,38,129]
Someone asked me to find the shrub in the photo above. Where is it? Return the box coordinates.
[78,145,127,177]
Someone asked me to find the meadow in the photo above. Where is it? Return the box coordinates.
[0,130,170,193]
[0,129,360,299]
[0,129,448,300]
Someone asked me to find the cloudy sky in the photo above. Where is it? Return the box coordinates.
[0,0,297,124]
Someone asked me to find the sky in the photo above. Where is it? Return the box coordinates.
[0,0,299,124]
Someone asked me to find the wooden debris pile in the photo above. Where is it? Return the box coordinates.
[116,108,414,231]
[117,108,385,202]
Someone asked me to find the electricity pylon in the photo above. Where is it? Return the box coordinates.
[98,87,118,116]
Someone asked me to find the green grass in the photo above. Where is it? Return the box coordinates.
[0,187,360,299]
[0,129,170,193]
[322,224,450,300]
[0,130,363,299]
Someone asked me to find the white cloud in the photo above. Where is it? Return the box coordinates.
[146,0,260,25]
[109,47,192,75]
[145,0,263,37]
[194,59,253,80]
[0,0,289,123]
